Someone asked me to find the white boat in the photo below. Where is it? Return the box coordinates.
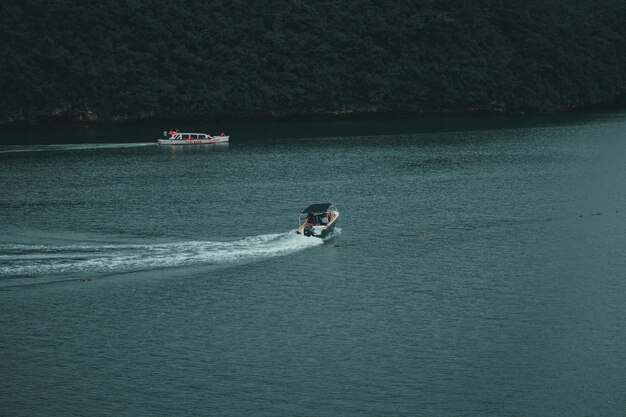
[158,130,229,145]
[296,203,339,238]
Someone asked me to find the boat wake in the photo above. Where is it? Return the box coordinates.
[0,142,154,154]
[0,231,323,285]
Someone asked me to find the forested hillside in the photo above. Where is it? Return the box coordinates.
[1,0,625,125]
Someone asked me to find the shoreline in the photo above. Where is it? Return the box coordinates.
[1,101,625,133]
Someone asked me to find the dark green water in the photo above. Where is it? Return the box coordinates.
[1,112,626,416]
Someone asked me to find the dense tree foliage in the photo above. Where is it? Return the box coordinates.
[0,0,624,124]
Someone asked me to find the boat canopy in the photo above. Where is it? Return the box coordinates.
[301,203,332,214]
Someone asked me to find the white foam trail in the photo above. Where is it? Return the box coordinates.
[0,231,323,278]
[0,142,154,154]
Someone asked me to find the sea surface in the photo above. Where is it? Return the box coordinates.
[1,112,626,416]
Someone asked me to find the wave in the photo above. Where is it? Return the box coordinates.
[0,142,154,154]
[0,231,324,281]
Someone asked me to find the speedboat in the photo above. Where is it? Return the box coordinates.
[158,130,229,145]
[296,203,339,238]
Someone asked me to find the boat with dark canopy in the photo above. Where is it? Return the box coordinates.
[296,203,339,238]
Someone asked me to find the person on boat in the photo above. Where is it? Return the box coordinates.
[321,212,329,224]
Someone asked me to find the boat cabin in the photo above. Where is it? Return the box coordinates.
[299,203,336,226]
[169,132,212,140]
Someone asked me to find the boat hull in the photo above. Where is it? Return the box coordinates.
[297,210,339,238]
[158,136,229,145]
[317,219,337,238]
